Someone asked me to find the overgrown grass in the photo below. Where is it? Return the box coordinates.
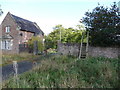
[2,55,119,88]
[1,53,40,66]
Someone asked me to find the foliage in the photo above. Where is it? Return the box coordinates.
[28,36,44,52]
[45,24,86,49]
[82,2,120,47]
[3,55,119,88]
[0,5,3,16]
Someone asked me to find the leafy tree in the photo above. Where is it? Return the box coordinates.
[45,25,65,49]
[82,2,120,47]
[0,5,3,16]
[28,36,44,53]
[65,28,85,43]
[44,35,55,49]
[45,24,86,49]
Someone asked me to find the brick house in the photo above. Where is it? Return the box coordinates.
[0,12,44,54]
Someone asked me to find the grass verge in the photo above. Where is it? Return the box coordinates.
[1,53,40,66]
[2,55,119,88]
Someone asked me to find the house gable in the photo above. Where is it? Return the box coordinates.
[1,12,20,54]
[1,12,19,35]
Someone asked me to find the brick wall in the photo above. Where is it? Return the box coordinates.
[18,31,34,44]
[57,42,120,58]
[1,13,19,54]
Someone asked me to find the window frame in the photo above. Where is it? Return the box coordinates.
[1,40,12,50]
[5,26,11,33]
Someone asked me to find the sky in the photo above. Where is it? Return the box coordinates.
[0,0,120,35]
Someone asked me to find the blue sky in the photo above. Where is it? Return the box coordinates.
[0,0,119,35]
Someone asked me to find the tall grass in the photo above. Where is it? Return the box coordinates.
[2,55,119,88]
[1,53,40,66]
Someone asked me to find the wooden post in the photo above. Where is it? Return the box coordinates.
[78,32,84,59]
[36,41,38,55]
[13,61,19,87]
[33,41,36,55]
[33,41,38,55]
[13,61,18,78]
[86,31,89,58]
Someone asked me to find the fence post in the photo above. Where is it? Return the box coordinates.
[13,61,19,87]
[33,41,38,55]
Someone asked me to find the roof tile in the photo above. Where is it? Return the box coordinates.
[11,14,44,35]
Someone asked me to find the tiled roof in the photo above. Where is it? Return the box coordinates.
[11,13,44,35]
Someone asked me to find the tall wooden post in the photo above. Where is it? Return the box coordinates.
[86,31,89,58]
[33,41,38,55]
[13,61,19,87]
[78,32,84,59]
[13,61,18,78]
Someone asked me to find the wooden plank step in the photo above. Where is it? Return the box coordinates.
[81,54,86,57]
[80,56,86,58]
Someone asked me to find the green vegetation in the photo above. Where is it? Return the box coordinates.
[45,24,86,49]
[83,2,120,47]
[0,5,3,16]
[2,55,119,88]
[1,53,40,66]
[28,36,44,53]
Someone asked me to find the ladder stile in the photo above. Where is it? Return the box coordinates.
[78,31,89,59]
[79,32,83,59]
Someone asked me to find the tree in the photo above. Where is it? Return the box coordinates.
[65,28,86,43]
[0,5,3,16]
[28,36,44,53]
[45,24,86,49]
[44,35,55,49]
[45,25,65,49]
[82,2,120,47]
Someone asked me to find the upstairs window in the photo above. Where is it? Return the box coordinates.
[5,26,10,33]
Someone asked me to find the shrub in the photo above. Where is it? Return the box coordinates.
[28,36,44,53]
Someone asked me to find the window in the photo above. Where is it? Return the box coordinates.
[24,42,28,48]
[5,26,10,33]
[1,40,12,50]
[20,33,23,36]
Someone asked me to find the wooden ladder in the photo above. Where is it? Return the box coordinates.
[78,31,89,59]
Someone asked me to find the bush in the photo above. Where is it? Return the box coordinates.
[28,36,44,53]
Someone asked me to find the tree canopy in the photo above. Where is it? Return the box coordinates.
[45,24,86,49]
[82,2,120,47]
[0,5,3,16]
[28,36,44,53]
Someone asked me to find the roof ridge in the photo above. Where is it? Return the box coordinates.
[11,14,33,23]
[7,12,44,35]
